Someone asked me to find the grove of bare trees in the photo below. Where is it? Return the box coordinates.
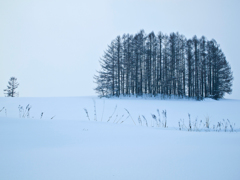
[94,30,233,100]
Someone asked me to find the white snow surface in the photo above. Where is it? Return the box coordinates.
[0,96,240,180]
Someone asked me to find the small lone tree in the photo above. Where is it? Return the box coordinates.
[4,77,19,97]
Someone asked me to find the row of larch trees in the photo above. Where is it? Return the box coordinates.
[94,30,233,100]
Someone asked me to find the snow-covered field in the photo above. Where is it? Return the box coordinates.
[0,97,240,180]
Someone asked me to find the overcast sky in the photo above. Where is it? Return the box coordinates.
[1,0,239,99]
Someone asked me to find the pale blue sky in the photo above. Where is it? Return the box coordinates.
[1,0,239,99]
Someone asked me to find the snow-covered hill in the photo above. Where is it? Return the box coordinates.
[0,97,240,180]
